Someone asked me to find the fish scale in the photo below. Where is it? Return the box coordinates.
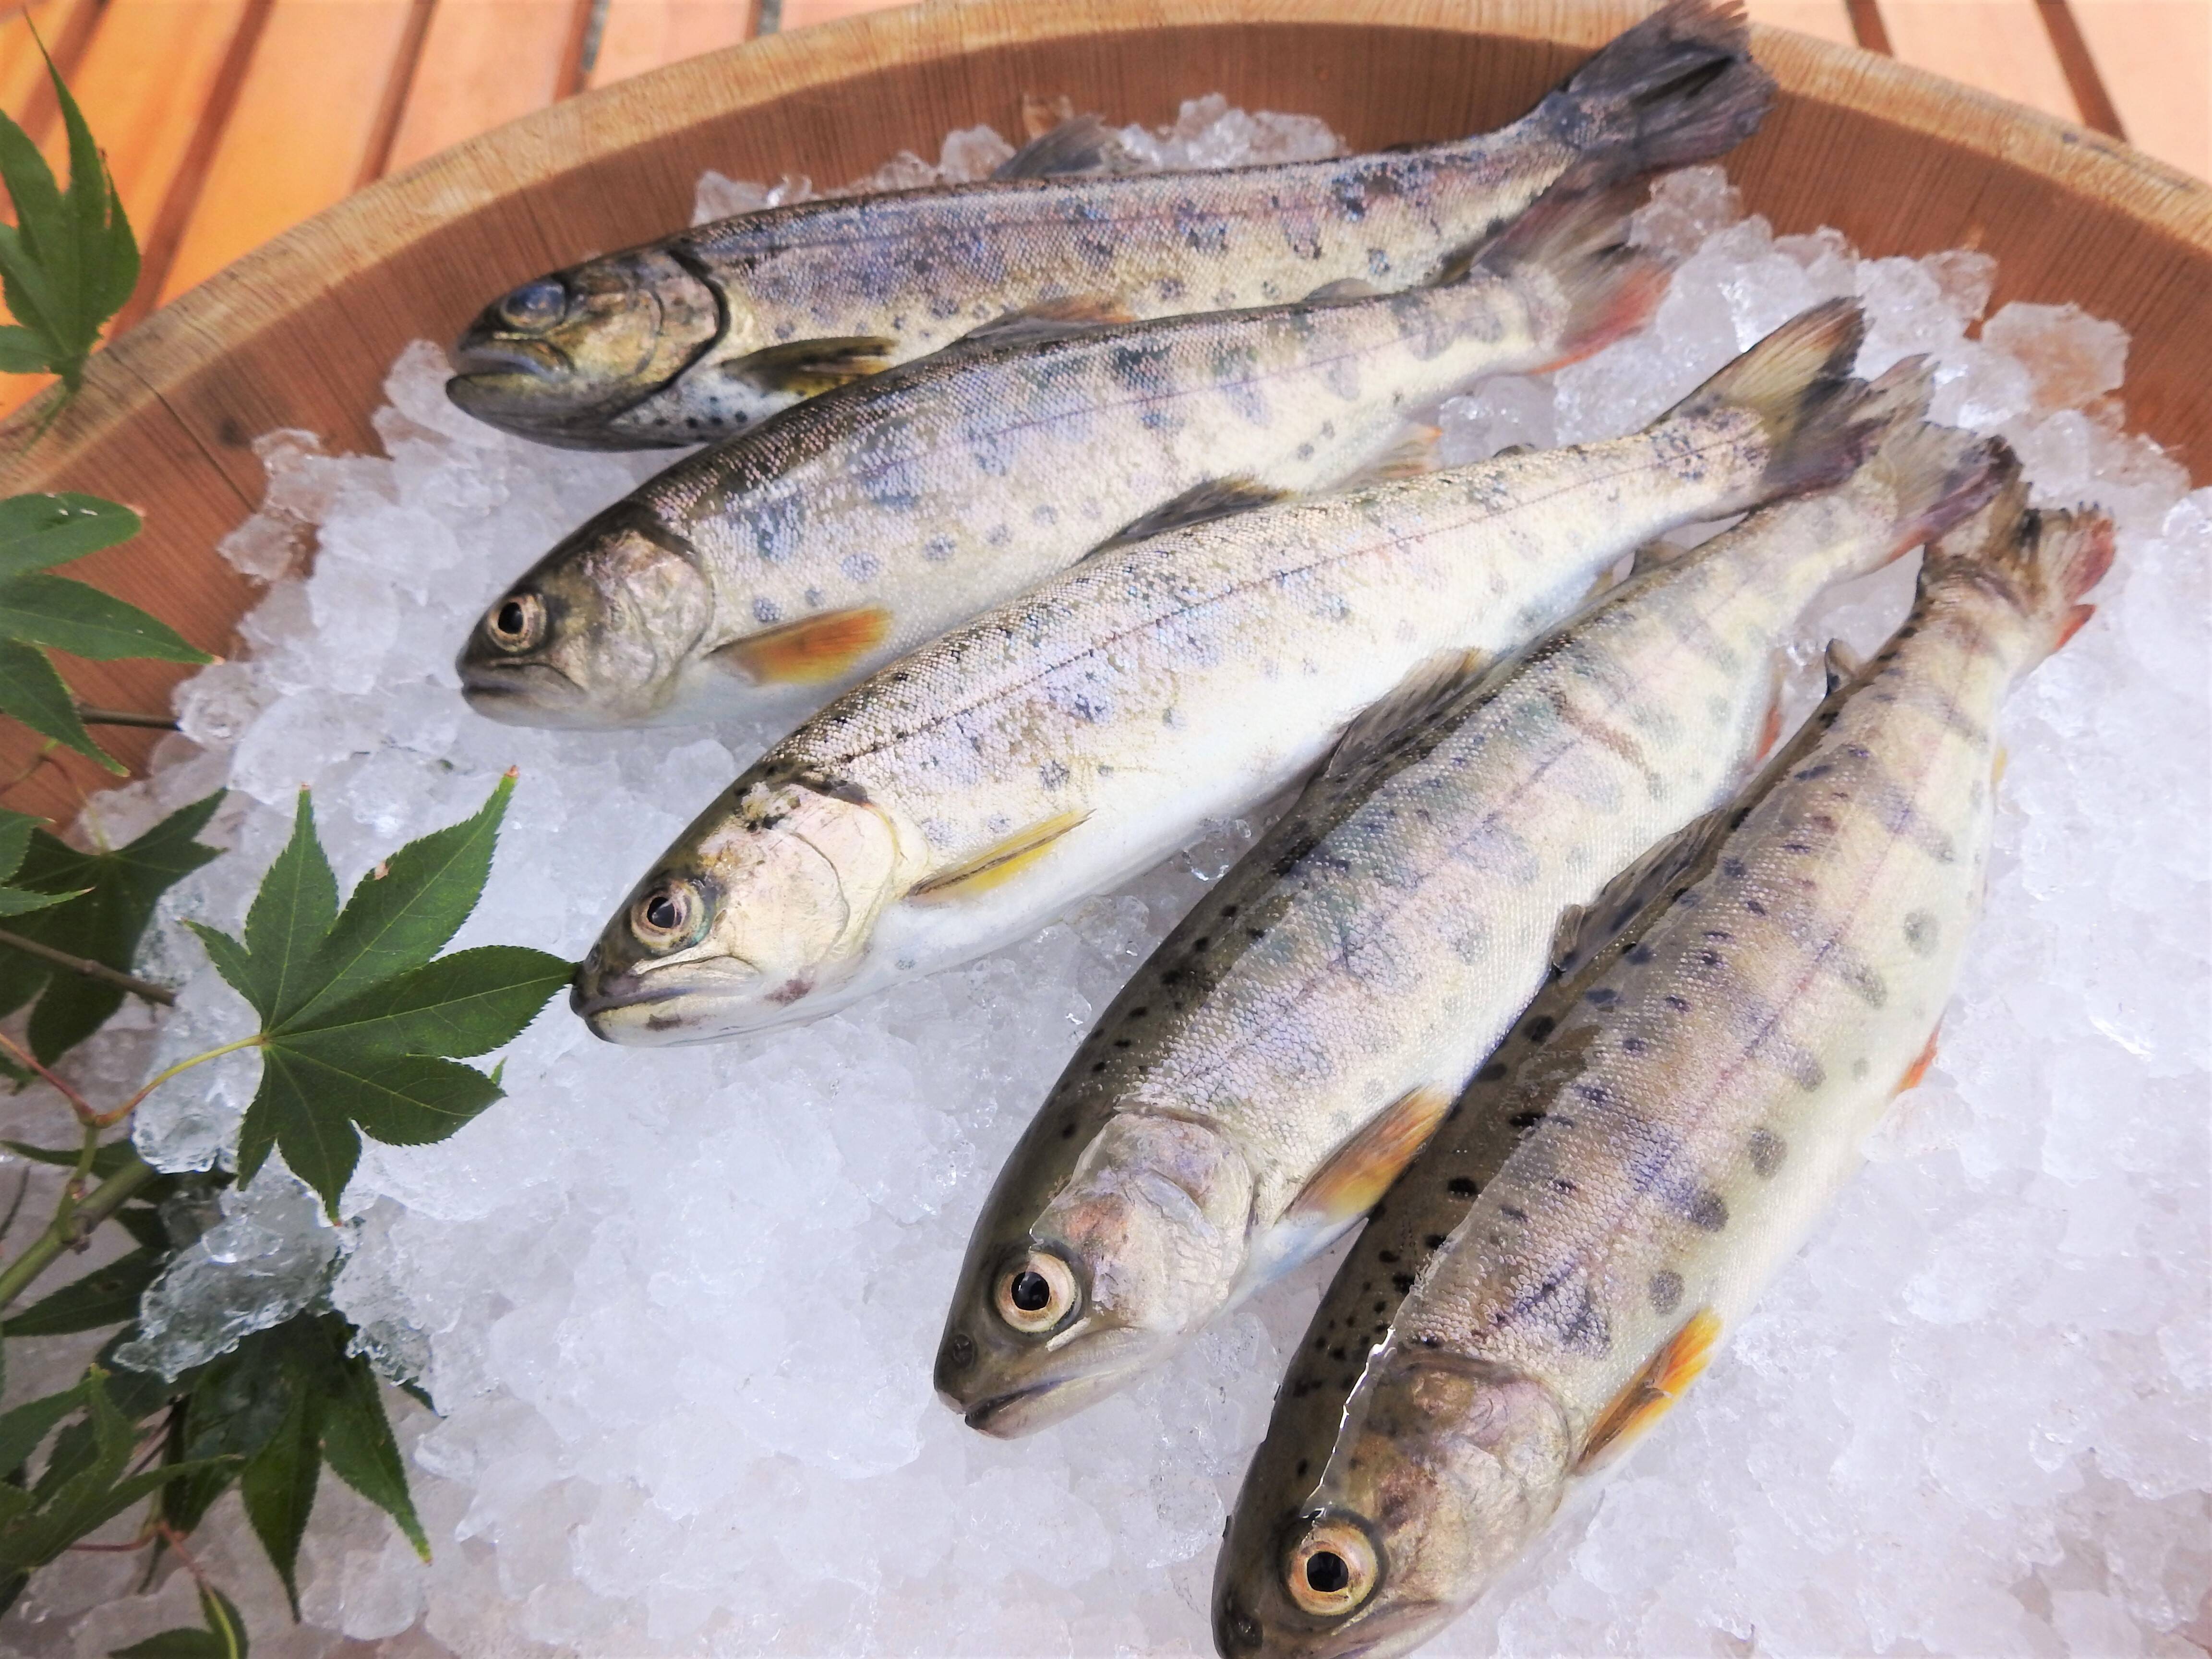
[929,364,2003,1438]
[445,0,1772,449]
[572,301,1884,1048]
[1212,480,2114,1659]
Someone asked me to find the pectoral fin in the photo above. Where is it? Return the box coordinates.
[908,809,1091,900]
[994,112,1117,179]
[729,337,898,397]
[1575,1307,1722,1473]
[709,606,891,685]
[1092,476,1291,552]
[1282,1084,1453,1232]
[1753,654,1791,762]
[1897,1025,1941,1094]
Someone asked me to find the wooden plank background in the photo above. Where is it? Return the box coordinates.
[0,0,2200,424]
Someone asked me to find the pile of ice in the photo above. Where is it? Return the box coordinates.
[2,121,2203,1659]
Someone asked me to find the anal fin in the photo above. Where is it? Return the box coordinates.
[908,809,1091,901]
[1897,1024,1941,1094]
[729,337,898,397]
[1092,476,1290,552]
[1574,1307,1722,1474]
[1282,1084,1453,1232]
[709,606,892,685]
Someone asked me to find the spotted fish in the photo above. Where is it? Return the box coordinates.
[445,0,1772,448]
[569,300,1883,1044]
[456,184,1670,728]
[930,364,2005,1437]
[1211,473,2115,1659]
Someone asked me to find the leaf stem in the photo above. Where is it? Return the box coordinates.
[0,1147,154,1309]
[0,1026,96,1122]
[93,1034,262,1129]
[0,926,176,1005]
[71,705,178,732]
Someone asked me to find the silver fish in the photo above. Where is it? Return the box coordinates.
[570,300,1882,1045]
[931,367,2005,1437]
[445,0,1771,448]
[1212,472,2115,1659]
[456,184,1669,728]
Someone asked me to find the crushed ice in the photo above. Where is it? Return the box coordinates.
[4,126,2202,1659]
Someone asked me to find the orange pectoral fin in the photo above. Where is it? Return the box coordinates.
[710,607,892,685]
[2055,603,2097,652]
[1282,1085,1454,1231]
[1575,1306,1722,1474]
[1897,1025,1941,1094]
[907,809,1091,901]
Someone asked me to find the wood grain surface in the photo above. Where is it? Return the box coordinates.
[0,0,2202,823]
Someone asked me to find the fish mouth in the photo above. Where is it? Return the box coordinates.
[449,335,568,382]
[940,1335,1157,1438]
[456,660,597,726]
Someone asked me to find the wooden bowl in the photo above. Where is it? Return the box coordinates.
[2,0,2205,821]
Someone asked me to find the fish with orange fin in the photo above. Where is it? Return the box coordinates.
[1212,472,2116,1659]
[456,182,1671,729]
[929,360,2004,1440]
[445,0,1772,449]
[570,300,1887,1045]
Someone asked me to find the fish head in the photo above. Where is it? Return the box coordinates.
[572,772,903,1042]
[446,248,723,448]
[936,1113,1255,1437]
[1213,1350,1570,1659]
[457,506,716,728]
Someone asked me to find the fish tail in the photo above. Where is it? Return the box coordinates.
[1922,467,2117,658]
[1465,180,1672,366]
[1855,357,2017,562]
[1547,0,1777,188]
[1666,297,1886,502]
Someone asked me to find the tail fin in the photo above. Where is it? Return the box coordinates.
[1462,180,1673,367]
[1663,298,1883,501]
[1922,459,2116,657]
[1547,0,1778,188]
[1851,356,2015,557]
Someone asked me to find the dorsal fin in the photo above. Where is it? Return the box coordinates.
[1318,648,1491,789]
[1549,805,1732,977]
[726,337,897,397]
[1089,477,1291,553]
[956,296,1137,351]
[993,113,1119,180]
[1574,1307,1722,1473]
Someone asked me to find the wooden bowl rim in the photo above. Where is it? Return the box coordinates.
[2,0,2206,493]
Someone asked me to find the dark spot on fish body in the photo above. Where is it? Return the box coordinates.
[1524,1015,1556,1043]
[1586,986,1617,1005]
[1748,1129,1787,1177]
[1649,1270,1684,1313]
[923,535,955,563]
[1039,760,1070,789]
[1684,1190,1729,1231]
[1424,1233,1446,1249]
[1627,943,1654,965]
[1621,1035,1646,1055]
[1500,1204,1527,1221]
[1904,910,1941,956]
[1788,1050,1827,1091]
[1664,995,1690,1013]
[1448,1177,1478,1196]
[753,596,783,625]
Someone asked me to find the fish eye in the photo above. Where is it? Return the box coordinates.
[497,278,568,332]
[993,1248,1078,1335]
[1285,1516,1379,1618]
[630,878,708,951]
[484,591,545,652]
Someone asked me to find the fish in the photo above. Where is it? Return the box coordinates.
[456,183,1671,728]
[930,365,2007,1437]
[445,0,1773,448]
[570,298,1883,1045]
[1210,473,2115,1659]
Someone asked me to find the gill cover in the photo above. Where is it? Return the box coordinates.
[571,772,903,1043]
[446,247,723,448]
[1214,1350,1570,1659]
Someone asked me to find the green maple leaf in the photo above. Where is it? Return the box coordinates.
[0,791,224,1065]
[187,774,570,1216]
[0,494,209,770]
[108,1583,249,1659]
[0,46,138,402]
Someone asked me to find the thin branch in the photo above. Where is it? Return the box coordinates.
[72,705,177,732]
[0,1027,94,1122]
[0,927,175,1005]
[0,1161,29,1247]
[94,1034,261,1129]
[0,1149,156,1308]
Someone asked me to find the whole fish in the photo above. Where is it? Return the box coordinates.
[932,369,2004,1436]
[570,300,1881,1044]
[457,185,1669,728]
[1212,477,2113,1659]
[445,0,1772,448]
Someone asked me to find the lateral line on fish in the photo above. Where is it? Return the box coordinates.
[1482,593,1993,1339]
[805,425,1771,772]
